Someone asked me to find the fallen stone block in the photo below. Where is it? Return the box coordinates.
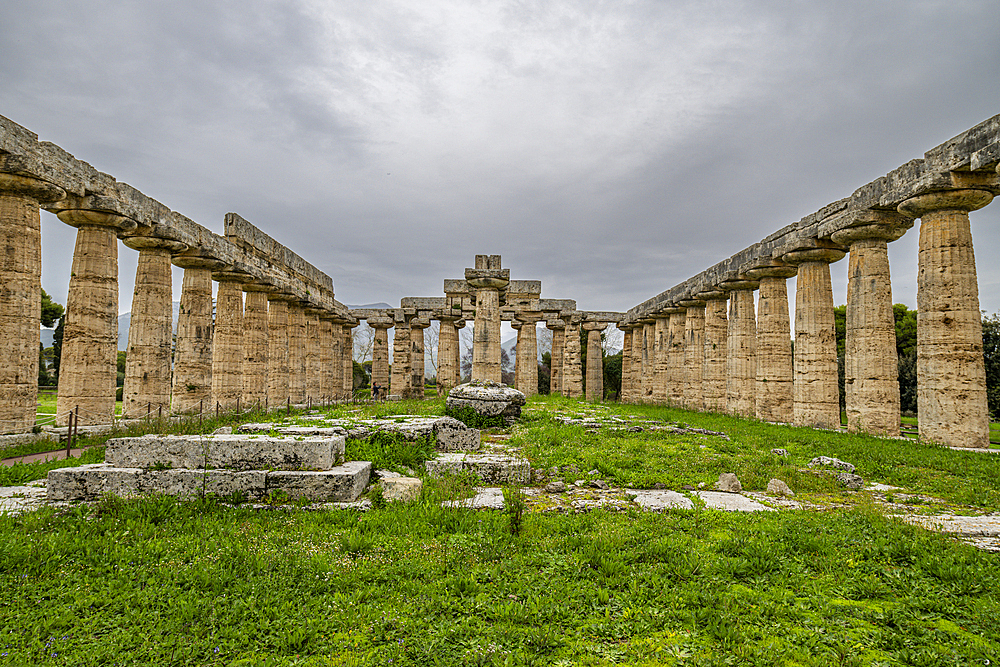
[446,381,526,421]
[808,456,856,473]
[47,465,269,501]
[380,476,422,502]
[432,416,481,451]
[105,434,345,471]
[695,491,774,512]
[266,461,371,502]
[714,472,743,493]
[766,478,794,497]
[628,489,694,511]
[426,452,531,484]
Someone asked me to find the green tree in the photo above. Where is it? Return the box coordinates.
[603,351,622,400]
[984,312,1000,420]
[40,288,64,328]
[538,352,551,394]
[52,315,65,382]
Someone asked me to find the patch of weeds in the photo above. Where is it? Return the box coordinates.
[265,488,290,505]
[503,484,526,536]
[369,483,387,510]
[345,431,436,472]
[446,405,507,429]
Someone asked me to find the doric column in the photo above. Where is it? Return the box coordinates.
[265,295,292,408]
[781,242,845,429]
[515,315,540,397]
[583,322,605,402]
[466,255,510,382]
[436,316,459,394]
[241,286,270,409]
[410,318,429,399]
[342,323,355,398]
[721,278,758,417]
[211,272,246,410]
[744,262,796,423]
[369,317,393,395]
[302,309,322,403]
[391,315,412,398]
[666,308,687,407]
[619,325,634,402]
[329,317,344,400]
[899,189,994,448]
[547,320,566,395]
[696,290,729,412]
[454,319,466,383]
[651,313,671,404]
[319,316,335,403]
[55,208,134,425]
[286,302,307,404]
[831,212,912,435]
[562,316,583,398]
[171,257,222,415]
[679,299,706,411]
[641,319,656,401]
[122,236,187,418]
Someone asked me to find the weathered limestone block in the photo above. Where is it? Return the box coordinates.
[697,291,728,412]
[370,318,392,395]
[105,433,346,470]
[56,210,129,425]
[781,246,845,429]
[47,464,142,501]
[547,322,565,395]
[515,317,540,397]
[47,465,269,502]
[447,381,527,419]
[425,452,531,484]
[172,262,217,414]
[652,314,671,403]
[266,296,290,408]
[562,319,583,398]
[122,237,185,418]
[242,288,270,408]
[584,323,604,402]
[680,300,706,411]
[410,319,428,399]
[667,309,687,406]
[723,282,758,417]
[900,189,994,448]
[433,415,481,451]
[287,303,307,404]
[212,275,245,410]
[467,255,509,383]
[266,462,372,503]
[379,476,422,502]
[0,173,64,432]
[831,213,911,435]
[744,265,796,423]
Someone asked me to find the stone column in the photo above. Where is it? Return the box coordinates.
[454,319,466,383]
[721,278,758,417]
[583,322,605,402]
[286,302,307,404]
[319,316,335,403]
[391,317,411,398]
[679,299,706,411]
[342,324,355,398]
[410,318,429,399]
[651,313,671,404]
[211,273,246,411]
[562,316,584,398]
[369,318,393,396]
[641,319,656,401]
[831,213,912,435]
[467,255,510,382]
[899,189,994,448]
[514,316,540,397]
[302,309,322,403]
[437,316,460,395]
[667,308,687,407]
[266,295,291,408]
[329,318,344,400]
[744,262,796,423]
[547,321,566,395]
[697,290,728,412]
[171,259,220,415]
[619,325,634,402]
[781,243,845,429]
[241,287,270,410]
[122,236,186,418]
[55,209,133,425]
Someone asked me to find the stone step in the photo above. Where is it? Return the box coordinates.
[239,415,480,451]
[425,452,531,485]
[104,433,345,471]
[47,461,371,503]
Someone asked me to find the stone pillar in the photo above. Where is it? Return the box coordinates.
[744,262,796,423]
[122,237,186,418]
[679,299,706,411]
[619,325,634,402]
[583,322,605,402]
[171,260,219,415]
[391,317,411,398]
[369,318,393,396]
[342,324,355,398]
[697,290,728,412]
[241,287,270,410]
[515,316,540,397]
[899,189,994,448]
[410,318,429,399]
[302,309,321,403]
[721,279,758,417]
[667,308,687,407]
[437,316,460,394]
[319,316,335,403]
[467,255,510,382]
[55,209,132,425]
[329,318,344,400]
[651,313,671,404]
[286,303,307,404]
[266,295,291,408]
[831,213,912,435]
[211,273,246,411]
[562,316,583,398]
[547,321,565,395]
[454,319,466,383]
[781,244,845,429]
[641,319,656,401]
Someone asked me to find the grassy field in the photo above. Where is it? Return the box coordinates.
[1,396,999,665]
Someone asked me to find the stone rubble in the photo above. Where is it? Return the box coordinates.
[808,456,856,473]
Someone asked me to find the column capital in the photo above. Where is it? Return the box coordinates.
[744,260,796,280]
[367,316,394,329]
[55,207,137,233]
[243,281,277,294]
[546,319,566,330]
[718,277,759,292]
[830,210,913,245]
[582,321,607,332]
[172,254,228,271]
[695,289,728,301]
[122,234,188,253]
[659,305,685,315]
[0,172,65,202]
[780,238,846,266]
[898,188,994,218]
[677,298,706,308]
[410,317,431,330]
[213,269,253,283]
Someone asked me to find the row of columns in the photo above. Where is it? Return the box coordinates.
[621,189,995,448]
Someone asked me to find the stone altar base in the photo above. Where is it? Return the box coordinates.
[446,381,527,422]
[104,433,346,470]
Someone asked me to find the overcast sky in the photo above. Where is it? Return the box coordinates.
[3,0,999,321]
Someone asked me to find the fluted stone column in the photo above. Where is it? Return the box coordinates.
[722,279,758,417]
[171,260,219,414]
[266,295,291,408]
[370,318,393,396]
[0,174,64,431]
[319,316,335,403]
[454,319,466,383]
[122,237,186,418]
[680,299,706,411]
[514,316,540,397]
[467,255,509,382]
[342,324,355,397]
[697,290,728,412]
[744,263,796,423]
[241,287,270,409]
[548,321,565,395]
[667,309,687,407]
[212,273,246,410]
[781,244,845,429]
[437,316,460,395]
[899,189,994,448]
[651,313,671,404]
[831,213,912,435]
[641,319,656,401]
[329,318,344,400]
[391,318,411,397]
[584,323,605,402]
[410,318,429,399]
[619,326,634,402]
[287,303,307,404]
[56,209,133,425]
[562,317,583,398]
[302,309,322,403]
